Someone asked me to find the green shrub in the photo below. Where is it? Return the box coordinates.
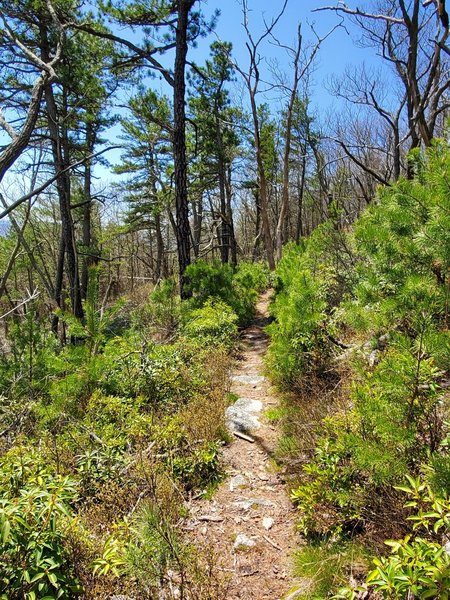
[184,259,264,326]
[292,540,368,599]
[335,476,450,599]
[290,334,448,536]
[133,277,181,340]
[341,141,450,338]
[169,440,222,490]
[185,260,234,305]
[233,261,269,293]
[290,415,366,536]
[267,242,334,389]
[0,306,58,402]
[126,499,190,595]
[0,448,81,598]
[274,143,450,551]
[181,299,238,349]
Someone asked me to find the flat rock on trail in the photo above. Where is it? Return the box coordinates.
[188,292,298,599]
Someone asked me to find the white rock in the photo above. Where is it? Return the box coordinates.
[226,398,263,433]
[444,539,450,555]
[263,516,274,530]
[233,533,256,551]
[230,474,248,491]
[234,497,275,511]
[231,374,266,385]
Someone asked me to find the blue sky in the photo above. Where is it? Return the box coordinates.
[100,0,380,179]
[0,0,381,199]
[196,0,377,108]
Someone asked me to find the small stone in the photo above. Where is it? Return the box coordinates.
[231,374,266,385]
[369,350,378,367]
[235,497,275,511]
[263,516,274,530]
[233,533,256,551]
[230,474,248,491]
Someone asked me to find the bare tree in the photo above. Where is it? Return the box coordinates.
[234,0,289,270]
[273,21,338,261]
[315,0,450,165]
[328,64,407,181]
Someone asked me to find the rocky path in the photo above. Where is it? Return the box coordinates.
[188,292,298,599]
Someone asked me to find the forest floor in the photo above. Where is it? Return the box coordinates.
[187,292,300,599]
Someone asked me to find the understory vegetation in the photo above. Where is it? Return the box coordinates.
[267,141,450,599]
[1,0,449,597]
[0,262,268,598]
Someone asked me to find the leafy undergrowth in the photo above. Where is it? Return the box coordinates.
[267,142,450,598]
[0,262,268,598]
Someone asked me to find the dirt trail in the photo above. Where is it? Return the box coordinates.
[189,291,298,599]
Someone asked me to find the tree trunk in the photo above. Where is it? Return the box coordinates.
[51,237,66,334]
[155,211,165,281]
[39,24,83,319]
[275,34,301,261]
[173,0,195,298]
[226,167,238,266]
[295,153,307,243]
[252,190,262,262]
[215,112,230,264]
[81,122,98,299]
[250,92,275,269]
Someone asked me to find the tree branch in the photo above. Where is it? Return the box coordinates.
[313,5,404,25]
[0,146,121,219]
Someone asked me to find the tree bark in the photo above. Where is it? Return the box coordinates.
[173,0,195,298]
[226,166,238,266]
[275,84,299,261]
[39,23,83,319]
[81,122,98,300]
[249,92,275,269]
[295,153,307,243]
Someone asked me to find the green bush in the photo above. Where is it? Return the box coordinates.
[335,476,450,599]
[184,259,264,326]
[292,540,368,599]
[290,415,366,536]
[233,261,269,293]
[181,299,238,349]
[133,277,181,339]
[266,241,335,390]
[0,306,58,402]
[0,449,81,599]
[269,143,450,596]
[341,141,450,338]
[290,336,447,536]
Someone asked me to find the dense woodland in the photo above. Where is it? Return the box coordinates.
[0,0,449,598]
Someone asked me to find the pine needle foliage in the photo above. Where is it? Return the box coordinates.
[269,141,450,593]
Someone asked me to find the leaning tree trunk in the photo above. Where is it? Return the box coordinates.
[275,28,301,261]
[295,153,307,243]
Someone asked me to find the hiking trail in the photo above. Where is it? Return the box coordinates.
[188,291,299,599]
